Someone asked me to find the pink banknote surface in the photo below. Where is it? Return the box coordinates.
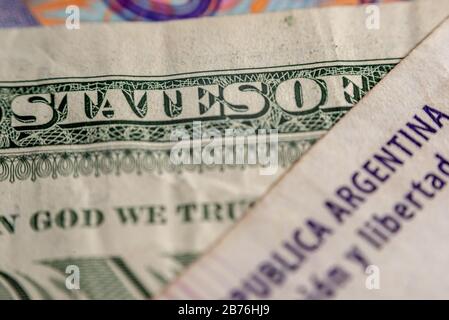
[0,0,406,27]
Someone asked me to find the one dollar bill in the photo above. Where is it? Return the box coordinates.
[0,0,447,299]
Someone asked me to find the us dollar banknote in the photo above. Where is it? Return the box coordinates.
[161,16,449,300]
[0,0,447,299]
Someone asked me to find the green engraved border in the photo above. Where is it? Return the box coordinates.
[0,58,401,84]
[0,59,398,150]
[0,140,316,182]
[0,59,400,182]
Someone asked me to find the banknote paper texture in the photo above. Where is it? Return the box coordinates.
[0,0,448,299]
[161,16,449,300]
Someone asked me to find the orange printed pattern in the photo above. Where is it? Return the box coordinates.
[23,0,407,25]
